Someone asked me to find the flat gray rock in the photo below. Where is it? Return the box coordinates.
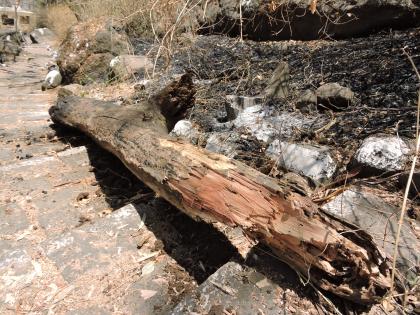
[232,105,277,143]
[322,187,419,285]
[351,135,411,175]
[264,61,290,99]
[316,82,355,110]
[233,105,324,143]
[267,140,337,184]
[170,120,201,144]
[172,261,316,315]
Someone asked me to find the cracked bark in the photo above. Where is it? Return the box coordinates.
[49,76,394,304]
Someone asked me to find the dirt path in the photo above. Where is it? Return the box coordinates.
[0,36,59,163]
[0,35,199,314]
[0,34,264,315]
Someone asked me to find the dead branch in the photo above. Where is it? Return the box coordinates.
[49,75,395,304]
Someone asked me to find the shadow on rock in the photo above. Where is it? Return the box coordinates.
[133,199,241,283]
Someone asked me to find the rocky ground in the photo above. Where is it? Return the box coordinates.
[45,14,420,312]
[132,27,420,208]
[1,4,419,313]
[0,28,331,315]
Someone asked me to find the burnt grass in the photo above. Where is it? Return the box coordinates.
[129,27,420,204]
[165,27,419,160]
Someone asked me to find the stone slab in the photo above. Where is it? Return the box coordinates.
[322,187,419,284]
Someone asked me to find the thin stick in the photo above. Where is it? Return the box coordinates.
[239,0,243,42]
[390,47,420,292]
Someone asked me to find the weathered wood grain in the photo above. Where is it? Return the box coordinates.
[49,78,394,304]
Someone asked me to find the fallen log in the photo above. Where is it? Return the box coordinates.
[50,75,394,304]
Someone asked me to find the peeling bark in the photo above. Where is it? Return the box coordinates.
[49,78,394,304]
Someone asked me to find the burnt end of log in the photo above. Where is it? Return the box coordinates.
[152,71,196,132]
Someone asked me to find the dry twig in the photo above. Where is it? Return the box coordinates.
[390,47,420,293]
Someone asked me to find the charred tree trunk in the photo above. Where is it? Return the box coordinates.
[50,76,394,304]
